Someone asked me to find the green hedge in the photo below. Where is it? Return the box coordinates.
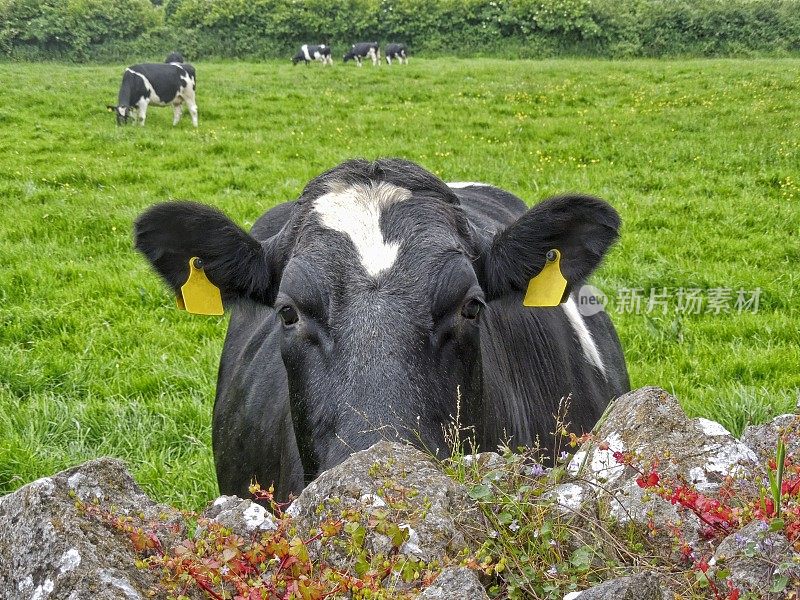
[1,0,799,61]
[0,0,159,60]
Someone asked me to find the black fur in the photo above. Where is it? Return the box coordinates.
[134,201,276,304]
[135,158,630,501]
[165,51,185,63]
[485,194,621,299]
[384,43,408,64]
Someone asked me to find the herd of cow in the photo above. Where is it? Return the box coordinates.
[293,42,409,66]
[108,43,409,127]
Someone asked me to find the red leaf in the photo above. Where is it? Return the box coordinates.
[636,471,660,488]
[696,557,709,573]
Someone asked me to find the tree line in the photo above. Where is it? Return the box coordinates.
[2,0,799,61]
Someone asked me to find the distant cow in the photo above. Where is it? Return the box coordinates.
[135,158,630,500]
[343,42,380,66]
[165,52,185,64]
[384,43,408,65]
[292,44,333,66]
[108,63,198,127]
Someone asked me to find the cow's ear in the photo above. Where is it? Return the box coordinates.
[107,105,116,112]
[482,194,620,301]
[134,201,284,306]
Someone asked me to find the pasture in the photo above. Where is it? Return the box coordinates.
[0,59,798,510]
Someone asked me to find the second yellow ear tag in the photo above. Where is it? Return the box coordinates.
[523,249,568,307]
[178,257,224,316]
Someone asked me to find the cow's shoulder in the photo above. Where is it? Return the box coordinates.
[128,63,171,76]
[250,201,296,242]
[178,63,196,80]
[449,182,527,229]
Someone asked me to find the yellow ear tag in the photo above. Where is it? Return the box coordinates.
[178,257,224,316]
[523,249,568,307]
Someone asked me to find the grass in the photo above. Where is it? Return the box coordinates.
[0,58,798,510]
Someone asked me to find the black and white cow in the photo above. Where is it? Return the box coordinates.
[292,44,333,66]
[343,42,380,66]
[165,51,185,64]
[384,43,408,65]
[108,63,198,127]
[135,158,629,500]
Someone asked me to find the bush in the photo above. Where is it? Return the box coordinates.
[0,0,159,60]
[1,0,800,61]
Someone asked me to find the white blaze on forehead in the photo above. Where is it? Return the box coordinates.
[313,181,412,276]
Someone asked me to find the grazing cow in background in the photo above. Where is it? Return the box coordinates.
[343,42,380,66]
[108,63,198,127]
[135,158,629,500]
[165,51,185,64]
[292,44,333,66]
[384,43,408,65]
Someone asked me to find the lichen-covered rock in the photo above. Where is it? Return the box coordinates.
[287,440,486,566]
[0,458,187,600]
[547,482,590,515]
[563,571,673,599]
[741,414,800,466]
[568,387,762,549]
[417,566,489,599]
[712,519,800,597]
[202,495,277,538]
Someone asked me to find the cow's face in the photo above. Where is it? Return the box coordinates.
[108,105,131,125]
[135,159,620,480]
[273,177,487,475]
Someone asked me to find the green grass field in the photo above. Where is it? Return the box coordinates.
[1,59,798,510]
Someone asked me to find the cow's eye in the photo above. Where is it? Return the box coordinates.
[278,305,299,326]
[461,298,483,320]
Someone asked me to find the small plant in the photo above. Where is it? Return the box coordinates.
[767,437,786,519]
[441,397,645,599]
[604,432,800,598]
[78,483,445,599]
[76,408,800,600]
[442,407,800,599]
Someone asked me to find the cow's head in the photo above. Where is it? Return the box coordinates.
[342,52,353,62]
[107,104,131,125]
[135,159,620,479]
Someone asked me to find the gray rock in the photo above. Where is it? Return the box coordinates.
[547,482,591,515]
[417,566,488,599]
[568,387,762,550]
[0,458,186,600]
[741,414,800,466]
[712,519,800,597]
[202,495,277,538]
[564,571,672,599]
[287,440,486,566]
